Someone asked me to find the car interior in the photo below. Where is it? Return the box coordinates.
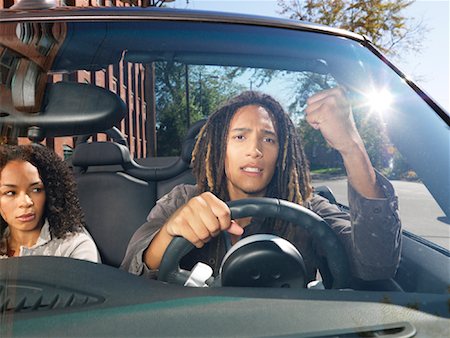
[2,92,449,335]
[1,8,449,337]
[5,76,448,295]
[71,123,199,267]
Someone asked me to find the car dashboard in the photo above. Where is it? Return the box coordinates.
[1,256,448,337]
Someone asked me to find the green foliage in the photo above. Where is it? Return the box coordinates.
[155,62,243,156]
[275,0,424,178]
[287,72,337,119]
[154,62,189,156]
[298,118,343,170]
[352,108,390,169]
[298,104,392,172]
[311,167,344,175]
[382,149,415,180]
[277,0,426,57]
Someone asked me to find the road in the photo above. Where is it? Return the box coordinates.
[313,178,450,250]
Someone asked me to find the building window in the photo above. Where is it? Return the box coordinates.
[0,49,19,88]
[3,0,15,9]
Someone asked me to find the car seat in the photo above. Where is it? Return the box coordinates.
[71,121,204,267]
[154,119,205,198]
[72,135,157,267]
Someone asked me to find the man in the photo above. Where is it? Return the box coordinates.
[121,88,401,283]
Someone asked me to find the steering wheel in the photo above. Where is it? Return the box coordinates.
[158,198,351,289]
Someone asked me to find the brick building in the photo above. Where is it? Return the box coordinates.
[0,0,157,158]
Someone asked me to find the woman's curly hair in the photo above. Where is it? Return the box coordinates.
[191,91,313,239]
[0,144,85,240]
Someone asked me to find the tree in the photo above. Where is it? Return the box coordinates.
[277,0,427,57]
[298,105,391,172]
[276,0,424,176]
[155,62,244,156]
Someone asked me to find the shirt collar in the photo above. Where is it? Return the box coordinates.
[1,219,51,254]
[32,219,51,248]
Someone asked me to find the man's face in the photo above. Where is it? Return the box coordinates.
[225,105,279,200]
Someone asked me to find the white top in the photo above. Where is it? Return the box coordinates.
[1,220,101,263]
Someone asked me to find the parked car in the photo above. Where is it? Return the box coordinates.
[1,3,449,337]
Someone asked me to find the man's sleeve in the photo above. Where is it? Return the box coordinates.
[120,185,196,279]
[348,171,402,280]
[312,171,401,280]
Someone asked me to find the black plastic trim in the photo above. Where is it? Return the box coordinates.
[361,37,450,126]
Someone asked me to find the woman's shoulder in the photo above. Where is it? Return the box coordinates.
[62,227,96,244]
[59,228,100,262]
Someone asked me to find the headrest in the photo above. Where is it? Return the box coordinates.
[181,119,206,163]
[72,120,206,180]
[72,142,132,168]
[75,127,128,147]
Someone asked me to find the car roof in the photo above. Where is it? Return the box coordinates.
[0,6,364,42]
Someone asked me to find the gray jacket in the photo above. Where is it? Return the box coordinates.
[0,220,100,263]
[121,172,401,282]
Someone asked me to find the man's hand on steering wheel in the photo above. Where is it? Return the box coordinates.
[164,192,243,248]
[144,192,243,270]
[157,198,352,289]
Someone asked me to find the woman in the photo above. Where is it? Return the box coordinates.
[0,144,100,262]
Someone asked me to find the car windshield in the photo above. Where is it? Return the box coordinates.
[1,10,449,336]
[5,19,446,246]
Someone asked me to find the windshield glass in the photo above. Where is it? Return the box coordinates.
[1,18,449,276]
[1,13,450,336]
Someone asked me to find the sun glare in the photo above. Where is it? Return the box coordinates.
[365,88,393,114]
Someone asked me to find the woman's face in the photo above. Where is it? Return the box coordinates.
[0,160,46,233]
